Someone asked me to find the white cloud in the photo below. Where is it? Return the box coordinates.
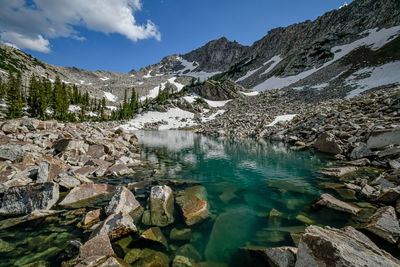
[0,0,160,52]
[1,32,50,53]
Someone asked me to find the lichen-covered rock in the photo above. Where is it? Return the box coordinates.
[295,225,400,267]
[105,186,141,216]
[79,235,114,259]
[90,212,137,240]
[149,185,175,227]
[176,185,210,226]
[365,206,400,244]
[59,183,115,207]
[315,194,361,215]
[0,182,59,215]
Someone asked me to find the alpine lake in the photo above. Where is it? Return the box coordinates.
[0,130,381,266]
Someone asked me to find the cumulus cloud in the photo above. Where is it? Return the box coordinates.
[0,0,161,52]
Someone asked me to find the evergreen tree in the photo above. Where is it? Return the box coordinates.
[129,88,137,118]
[6,70,23,118]
[28,75,40,117]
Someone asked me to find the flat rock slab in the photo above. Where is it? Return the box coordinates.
[59,183,115,207]
[295,226,400,267]
[365,206,400,244]
[0,182,59,215]
[318,167,358,178]
[176,185,210,226]
[367,128,400,149]
[315,193,361,215]
[79,235,114,259]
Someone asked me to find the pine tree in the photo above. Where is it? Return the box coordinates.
[28,74,40,117]
[129,88,137,118]
[6,70,23,118]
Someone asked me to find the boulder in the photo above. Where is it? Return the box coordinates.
[313,132,342,154]
[105,186,141,216]
[374,186,400,203]
[0,144,25,162]
[59,184,115,207]
[366,128,400,149]
[85,159,112,177]
[82,209,101,225]
[1,120,21,134]
[54,174,81,189]
[87,144,106,159]
[21,117,39,131]
[140,227,168,249]
[53,139,88,154]
[149,185,175,227]
[172,255,196,267]
[170,228,192,241]
[315,194,361,215]
[295,226,400,267]
[124,248,169,266]
[90,212,137,240]
[79,235,114,259]
[73,165,99,177]
[318,166,358,178]
[365,206,400,244]
[36,161,51,183]
[0,182,59,215]
[106,164,132,176]
[176,185,210,226]
[238,246,297,267]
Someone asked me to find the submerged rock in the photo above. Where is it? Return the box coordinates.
[79,235,114,259]
[365,206,400,244]
[149,185,175,227]
[59,183,115,207]
[315,193,361,215]
[0,182,59,215]
[176,185,210,226]
[140,227,168,249]
[238,246,297,267]
[82,209,101,226]
[172,255,196,267]
[170,228,192,241]
[124,248,169,266]
[90,212,137,240]
[105,186,141,216]
[295,225,400,267]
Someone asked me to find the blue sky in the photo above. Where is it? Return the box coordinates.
[0,0,350,73]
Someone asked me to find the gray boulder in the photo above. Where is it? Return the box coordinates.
[0,182,59,215]
[367,128,400,149]
[105,186,141,216]
[315,194,361,215]
[365,206,400,244]
[239,246,297,267]
[149,185,175,227]
[313,132,342,155]
[295,225,400,267]
[90,212,137,240]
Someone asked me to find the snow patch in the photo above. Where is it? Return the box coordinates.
[107,106,117,111]
[267,114,297,127]
[261,55,282,75]
[236,66,262,82]
[241,91,260,96]
[119,108,196,131]
[68,105,81,112]
[345,61,400,99]
[183,94,230,107]
[176,56,220,81]
[143,71,152,79]
[100,77,110,81]
[202,110,225,122]
[104,92,117,102]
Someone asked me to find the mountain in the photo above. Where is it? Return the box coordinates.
[1,0,400,105]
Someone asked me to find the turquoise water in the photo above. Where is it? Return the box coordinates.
[134,130,351,265]
[0,130,354,266]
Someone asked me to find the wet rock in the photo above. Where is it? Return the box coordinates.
[313,132,342,154]
[36,161,51,183]
[365,206,400,244]
[59,184,115,207]
[172,255,196,267]
[90,212,137,240]
[334,188,357,200]
[124,248,169,266]
[105,186,141,216]
[149,185,175,227]
[318,166,358,178]
[295,225,400,267]
[140,227,168,249]
[0,182,59,215]
[83,209,101,225]
[106,164,132,176]
[79,235,114,259]
[170,228,192,241]
[296,214,314,225]
[176,185,210,226]
[366,128,400,149]
[238,246,297,267]
[315,193,361,215]
[177,244,202,262]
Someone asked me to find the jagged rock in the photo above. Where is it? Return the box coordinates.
[295,225,400,267]
[54,174,81,189]
[313,132,342,154]
[105,186,141,216]
[83,209,101,225]
[73,165,99,177]
[85,159,112,177]
[366,128,400,149]
[59,184,115,207]
[124,248,169,266]
[53,139,88,154]
[318,166,358,178]
[79,235,114,259]
[36,161,51,183]
[149,185,175,227]
[106,164,132,176]
[0,144,25,162]
[238,246,297,267]
[315,193,361,215]
[87,145,106,159]
[361,184,379,199]
[90,212,137,240]
[21,117,39,131]
[176,185,210,226]
[140,227,168,249]
[170,228,192,241]
[346,158,370,166]
[0,182,59,215]
[1,120,21,134]
[190,79,242,101]
[365,206,400,244]
[350,144,371,159]
[374,186,400,203]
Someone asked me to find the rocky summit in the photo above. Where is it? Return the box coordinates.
[1,0,400,266]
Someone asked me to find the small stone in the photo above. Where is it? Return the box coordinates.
[295,214,314,224]
[172,255,196,267]
[83,209,101,225]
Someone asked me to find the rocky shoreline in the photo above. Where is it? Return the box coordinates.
[0,86,400,266]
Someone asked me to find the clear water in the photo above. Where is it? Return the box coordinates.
[0,130,355,266]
